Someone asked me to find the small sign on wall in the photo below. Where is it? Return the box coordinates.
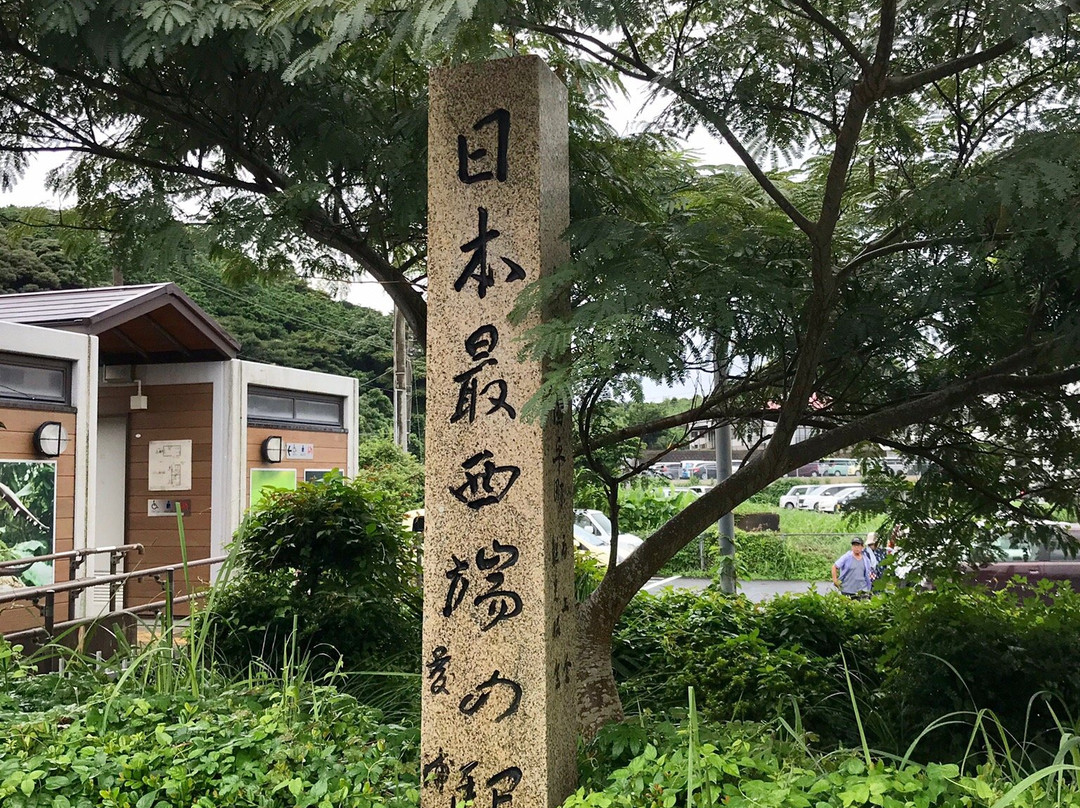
[148,440,192,491]
[147,499,192,517]
[286,442,314,460]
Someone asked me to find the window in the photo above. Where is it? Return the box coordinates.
[0,353,70,406]
[247,386,344,429]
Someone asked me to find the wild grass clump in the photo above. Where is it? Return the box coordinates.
[574,700,1080,808]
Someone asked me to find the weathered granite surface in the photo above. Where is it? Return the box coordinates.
[422,55,576,808]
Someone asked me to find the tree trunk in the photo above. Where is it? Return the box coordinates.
[574,598,623,739]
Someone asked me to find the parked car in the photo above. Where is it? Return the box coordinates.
[815,485,866,513]
[801,483,862,511]
[820,459,859,476]
[779,485,814,509]
[573,524,616,565]
[653,461,682,479]
[970,523,1080,591]
[683,460,717,479]
[574,509,643,560]
[682,459,742,480]
[789,462,822,477]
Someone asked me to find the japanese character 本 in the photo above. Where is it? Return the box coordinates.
[458,109,510,184]
[449,450,520,510]
[456,207,526,299]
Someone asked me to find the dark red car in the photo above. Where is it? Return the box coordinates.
[971,526,1080,591]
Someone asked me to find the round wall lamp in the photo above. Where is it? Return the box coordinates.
[260,435,285,463]
[33,422,69,457]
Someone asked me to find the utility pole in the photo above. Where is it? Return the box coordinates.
[393,306,411,453]
[714,337,736,594]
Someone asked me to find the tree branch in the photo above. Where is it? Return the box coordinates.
[780,0,871,73]
[884,2,1080,98]
[591,338,1080,614]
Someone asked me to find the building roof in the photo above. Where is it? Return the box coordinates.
[0,283,240,363]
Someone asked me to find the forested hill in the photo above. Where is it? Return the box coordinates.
[0,208,414,438]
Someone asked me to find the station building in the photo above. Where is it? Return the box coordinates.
[0,283,360,634]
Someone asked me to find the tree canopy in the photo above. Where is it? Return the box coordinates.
[2,0,1080,734]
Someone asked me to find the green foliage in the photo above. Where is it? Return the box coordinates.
[0,676,420,808]
[612,583,1080,762]
[881,583,1080,760]
[619,487,697,535]
[573,714,1080,808]
[733,529,848,582]
[612,590,877,748]
[203,473,421,676]
[355,437,425,510]
[234,472,411,593]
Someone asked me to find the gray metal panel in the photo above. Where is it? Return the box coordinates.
[0,284,167,325]
[0,283,240,359]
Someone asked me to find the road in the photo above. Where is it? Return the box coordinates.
[641,576,832,601]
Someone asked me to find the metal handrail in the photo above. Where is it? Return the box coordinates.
[5,592,210,643]
[0,544,143,576]
[0,555,227,637]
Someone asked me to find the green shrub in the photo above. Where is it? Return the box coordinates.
[203,473,421,678]
[612,580,1080,761]
[355,437,424,511]
[619,488,697,535]
[612,590,874,747]
[880,582,1080,760]
[735,529,850,580]
[0,681,420,807]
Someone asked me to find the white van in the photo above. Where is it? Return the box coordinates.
[801,483,862,511]
[779,485,814,509]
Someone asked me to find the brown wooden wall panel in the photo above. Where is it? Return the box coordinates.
[246,425,350,507]
[0,406,78,635]
[123,383,214,611]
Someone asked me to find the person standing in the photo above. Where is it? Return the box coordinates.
[832,537,873,598]
[865,534,882,581]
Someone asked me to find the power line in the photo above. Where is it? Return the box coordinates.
[166,269,400,394]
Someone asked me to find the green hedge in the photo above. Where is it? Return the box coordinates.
[613,582,1080,761]
[201,473,422,679]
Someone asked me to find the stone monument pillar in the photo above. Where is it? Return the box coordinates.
[422,56,576,808]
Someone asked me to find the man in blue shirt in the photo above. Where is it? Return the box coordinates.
[832,537,873,597]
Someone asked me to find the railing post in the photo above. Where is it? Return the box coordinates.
[43,590,55,636]
[108,550,121,613]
